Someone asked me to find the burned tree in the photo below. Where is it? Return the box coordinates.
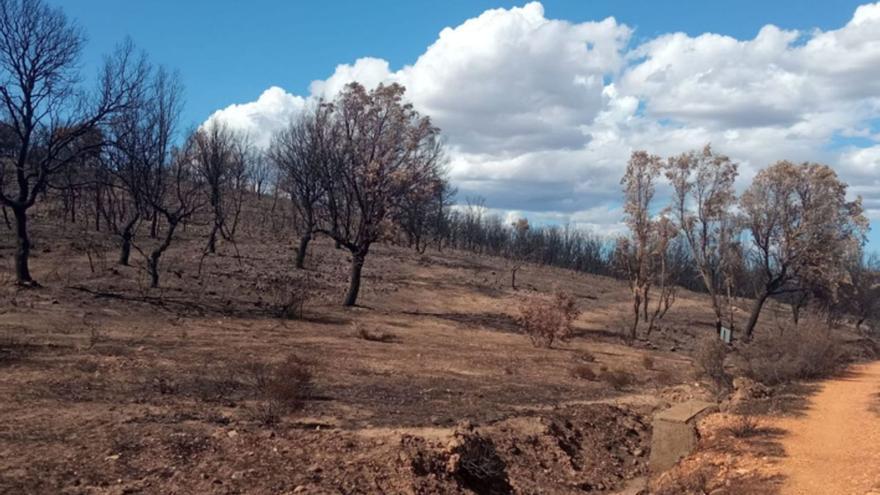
[0,0,146,285]
[842,253,880,333]
[112,66,194,288]
[319,82,444,306]
[103,67,180,266]
[396,168,452,253]
[666,145,739,334]
[140,141,204,288]
[618,150,664,339]
[191,121,249,254]
[268,104,333,269]
[739,161,867,339]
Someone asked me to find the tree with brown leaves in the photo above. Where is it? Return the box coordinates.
[666,145,740,334]
[619,150,664,339]
[319,82,445,306]
[739,161,868,339]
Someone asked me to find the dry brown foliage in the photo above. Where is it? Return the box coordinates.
[570,364,597,381]
[248,354,313,425]
[694,335,732,393]
[353,323,397,343]
[600,369,637,390]
[515,290,581,348]
[256,274,314,319]
[742,320,845,385]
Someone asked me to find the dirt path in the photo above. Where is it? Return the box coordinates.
[774,361,880,495]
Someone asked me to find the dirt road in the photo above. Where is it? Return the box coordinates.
[775,361,880,494]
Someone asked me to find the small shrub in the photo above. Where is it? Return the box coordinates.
[655,369,677,386]
[448,431,512,494]
[571,364,596,381]
[725,413,760,438]
[515,290,581,348]
[246,354,313,426]
[601,369,637,390]
[653,465,713,495]
[257,275,314,320]
[742,320,845,385]
[572,350,596,362]
[694,335,732,393]
[353,323,397,343]
[642,355,655,370]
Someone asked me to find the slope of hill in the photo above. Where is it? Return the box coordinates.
[0,213,871,493]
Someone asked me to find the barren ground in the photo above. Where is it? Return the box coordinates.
[0,207,875,494]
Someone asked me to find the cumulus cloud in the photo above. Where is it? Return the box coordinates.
[206,2,880,237]
[205,86,305,147]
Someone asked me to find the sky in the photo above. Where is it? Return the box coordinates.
[51,0,880,249]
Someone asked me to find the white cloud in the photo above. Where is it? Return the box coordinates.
[205,2,880,237]
[205,86,305,147]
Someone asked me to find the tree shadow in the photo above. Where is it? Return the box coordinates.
[401,310,521,334]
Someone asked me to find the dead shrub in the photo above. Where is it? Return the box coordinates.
[353,323,397,343]
[249,354,313,426]
[742,320,846,386]
[257,274,314,319]
[601,369,637,390]
[694,335,732,393]
[641,355,655,370]
[655,369,677,386]
[448,431,512,494]
[725,413,760,438]
[571,349,595,362]
[653,464,714,495]
[178,361,242,403]
[515,290,581,348]
[570,364,596,381]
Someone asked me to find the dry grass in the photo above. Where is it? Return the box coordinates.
[694,335,732,393]
[600,369,637,391]
[354,323,398,343]
[570,364,597,381]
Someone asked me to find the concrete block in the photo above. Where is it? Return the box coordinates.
[649,400,718,473]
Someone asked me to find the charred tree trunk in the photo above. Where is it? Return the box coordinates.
[206,222,219,254]
[744,291,770,340]
[147,218,179,289]
[118,215,139,266]
[343,248,368,307]
[295,232,311,269]
[12,206,35,286]
[2,207,10,230]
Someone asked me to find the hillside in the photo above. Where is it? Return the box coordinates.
[0,212,871,494]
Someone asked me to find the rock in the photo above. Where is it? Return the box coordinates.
[226,430,239,438]
[731,377,770,402]
[293,486,307,493]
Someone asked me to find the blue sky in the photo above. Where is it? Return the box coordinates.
[50,1,880,249]
[52,0,867,128]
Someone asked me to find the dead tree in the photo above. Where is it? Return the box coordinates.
[0,1,146,285]
[666,145,739,334]
[646,216,678,334]
[619,150,663,339]
[267,104,332,269]
[105,66,180,266]
[191,121,247,255]
[138,145,204,288]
